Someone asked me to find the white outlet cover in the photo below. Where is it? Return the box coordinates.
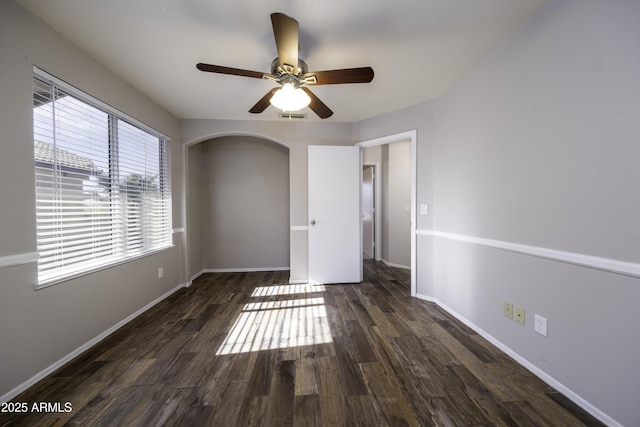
[420,204,429,215]
[534,314,548,337]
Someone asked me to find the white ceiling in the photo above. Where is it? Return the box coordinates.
[18,0,548,122]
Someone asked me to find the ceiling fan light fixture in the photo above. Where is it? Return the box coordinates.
[197,13,372,118]
[270,83,311,112]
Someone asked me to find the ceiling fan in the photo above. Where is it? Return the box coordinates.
[196,12,374,119]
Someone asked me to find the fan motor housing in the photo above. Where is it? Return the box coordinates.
[271,58,308,78]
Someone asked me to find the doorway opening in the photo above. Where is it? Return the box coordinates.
[357,130,417,296]
[186,135,290,281]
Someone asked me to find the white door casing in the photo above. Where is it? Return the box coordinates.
[308,145,362,284]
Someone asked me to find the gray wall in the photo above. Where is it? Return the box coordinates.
[187,143,205,276]
[381,146,390,262]
[354,1,640,425]
[3,0,639,424]
[383,141,411,267]
[195,136,290,271]
[0,1,184,401]
[431,1,639,425]
[377,142,412,267]
[181,119,355,283]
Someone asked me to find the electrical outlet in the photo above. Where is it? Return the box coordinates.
[534,314,548,337]
[504,302,513,319]
[515,307,525,325]
[157,267,163,279]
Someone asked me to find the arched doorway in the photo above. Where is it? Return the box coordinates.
[187,135,290,279]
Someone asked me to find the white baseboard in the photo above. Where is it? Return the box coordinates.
[191,267,290,282]
[414,293,621,427]
[203,267,290,273]
[190,270,205,282]
[288,278,309,284]
[381,259,411,270]
[0,282,187,404]
[415,292,436,303]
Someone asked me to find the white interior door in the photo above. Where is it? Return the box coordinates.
[308,145,362,284]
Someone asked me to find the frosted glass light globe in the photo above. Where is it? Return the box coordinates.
[270,83,311,111]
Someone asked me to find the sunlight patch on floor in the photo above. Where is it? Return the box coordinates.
[216,283,332,355]
[251,283,326,297]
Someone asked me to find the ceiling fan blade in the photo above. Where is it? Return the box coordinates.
[271,13,299,74]
[196,63,265,79]
[303,67,374,85]
[249,88,279,114]
[301,87,333,119]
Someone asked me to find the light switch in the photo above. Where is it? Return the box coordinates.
[420,204,429,215]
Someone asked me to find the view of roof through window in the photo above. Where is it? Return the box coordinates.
[32,75,171,286]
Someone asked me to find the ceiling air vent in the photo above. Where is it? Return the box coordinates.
[279,112,307,120]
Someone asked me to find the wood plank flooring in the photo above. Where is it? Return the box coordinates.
[1,261,604,426]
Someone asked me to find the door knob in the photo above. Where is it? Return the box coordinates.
[310,220,316,225]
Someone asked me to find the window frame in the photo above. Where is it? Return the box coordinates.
[32,67,173,289]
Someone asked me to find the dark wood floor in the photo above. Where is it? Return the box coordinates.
[2,260,604,426]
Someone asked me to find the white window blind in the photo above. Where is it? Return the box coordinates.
[33,70,172,287]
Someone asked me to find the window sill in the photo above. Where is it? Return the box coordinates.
[33,245,175,290]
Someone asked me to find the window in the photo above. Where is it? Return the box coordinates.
[33,68,172,288]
